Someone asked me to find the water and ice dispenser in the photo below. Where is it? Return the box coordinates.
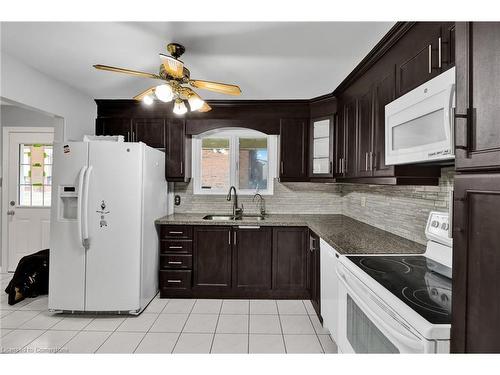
[58,186,78,220]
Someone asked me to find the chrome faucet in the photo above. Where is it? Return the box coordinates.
[253,193,266,216]
[226,186,243,218]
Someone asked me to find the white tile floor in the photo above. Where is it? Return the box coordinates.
[1,273,337,354]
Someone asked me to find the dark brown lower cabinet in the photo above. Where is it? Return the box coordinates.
[233,227,272,290]
[308,231,321,319]
[160,224,309,299]
[452,173,500,353]
[193,226,232,289]
[272,227,308,291]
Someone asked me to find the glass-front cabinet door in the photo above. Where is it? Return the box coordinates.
[310,116,333,179]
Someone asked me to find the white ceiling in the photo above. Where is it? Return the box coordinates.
[1,22,395,100]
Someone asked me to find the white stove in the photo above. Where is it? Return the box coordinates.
[336,211,452,353]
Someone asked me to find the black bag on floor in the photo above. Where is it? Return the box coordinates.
[4,249,50,305]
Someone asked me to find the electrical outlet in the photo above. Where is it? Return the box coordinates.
[360,196,367,207]
[174,195,181,206]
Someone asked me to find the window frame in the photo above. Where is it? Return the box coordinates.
[192,128,276,195]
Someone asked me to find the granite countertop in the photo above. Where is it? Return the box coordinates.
[155,213,425,255]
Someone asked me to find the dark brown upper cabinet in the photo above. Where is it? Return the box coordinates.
[334,110,345,178]
[132,118,165,149]
[335,98,360,179]
[192,226,232,290]
[166,118,191,182]
[356,89,374,177]
[272,227,308,291]
[454,22,500,172]
[372,71,397,177]
[95,117,131,140]
[232,226,272,291]
[452,173,500,353]
[279,118,309,182]
[309,116,334,180]
[395,23,445,97]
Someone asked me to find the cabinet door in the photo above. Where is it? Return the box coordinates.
[308,231,321,318]
[344,100,357,178]
[133,118,165,148]
[356,89,374,177]
[440,22,456,70]
[272,227,308,291]
[279,118,308,181]
[232,227,272,290]
[310,116,334,178]
[334,110,345,177]
[373,71,396,177]
[452,174,500,353]
[193,226,232,289]
[96,117,131,139]
[166,118,191,182]
[396,23,442,96]
[455,22,500,172]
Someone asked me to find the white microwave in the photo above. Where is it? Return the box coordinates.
[385,67,456,166]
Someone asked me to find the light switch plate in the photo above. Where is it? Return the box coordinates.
[360,196,367,207]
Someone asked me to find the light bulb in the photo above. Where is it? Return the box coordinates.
[173,99,188,115]
[188,93,205,111]
[154,84,173,102]
[142,94,154,105]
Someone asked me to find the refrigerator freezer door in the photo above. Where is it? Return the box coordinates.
[84,142,143,312]
[49,142,89,311]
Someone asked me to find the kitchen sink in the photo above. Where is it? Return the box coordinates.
[202,214,265,221]
[202,214,236,221]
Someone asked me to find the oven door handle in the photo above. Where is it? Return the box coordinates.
[337,268,424,352]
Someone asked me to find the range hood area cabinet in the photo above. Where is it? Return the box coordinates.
[332,22,456,185]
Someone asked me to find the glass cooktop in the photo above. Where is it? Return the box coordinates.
[347,255,452,325]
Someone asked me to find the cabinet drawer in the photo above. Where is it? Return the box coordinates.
[159,270,192,290]
[160,254,192,269]
[160,225,193,239]
[160,240,192,254]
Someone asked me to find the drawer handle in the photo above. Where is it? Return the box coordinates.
[169,231,183,234]
[167,279,182,283]
[169,246,183,249]
[168,261,182,265]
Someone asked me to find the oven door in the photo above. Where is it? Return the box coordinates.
[337,262,434,354]
[385,68,455,166]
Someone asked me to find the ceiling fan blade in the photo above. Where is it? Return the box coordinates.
[159,54,184,79]
[133,86,156,101]
[198,102,212,112]
[189,80,241,96]
[93,64,160,79]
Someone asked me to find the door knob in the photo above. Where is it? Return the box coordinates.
[7,210,15,216]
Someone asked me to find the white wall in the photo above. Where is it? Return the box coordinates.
[0,51,97,270]
[1,51,96,141]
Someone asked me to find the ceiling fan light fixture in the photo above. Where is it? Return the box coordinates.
[187,93,205,111]
[155,84,173,102]
[142,94,154,105]
[173,99,188,115]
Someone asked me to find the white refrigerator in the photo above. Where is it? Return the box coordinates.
[48,141,169,314]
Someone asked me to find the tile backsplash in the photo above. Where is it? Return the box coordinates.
[173,180,343,215]
[173,167,454,245]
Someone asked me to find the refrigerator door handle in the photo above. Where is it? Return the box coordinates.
[82,165,93,249]
[77,166,87,249]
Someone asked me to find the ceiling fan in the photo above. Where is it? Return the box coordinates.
[93,42,242,115]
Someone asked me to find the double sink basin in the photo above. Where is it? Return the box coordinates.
[202,214,265,221]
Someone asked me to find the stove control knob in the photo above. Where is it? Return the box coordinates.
[441,223,449,230]
[441,294,449,303]
[431,220,440,228]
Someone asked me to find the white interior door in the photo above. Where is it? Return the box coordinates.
[6,130,54,271]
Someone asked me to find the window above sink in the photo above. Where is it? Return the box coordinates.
[192,128,277,195]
